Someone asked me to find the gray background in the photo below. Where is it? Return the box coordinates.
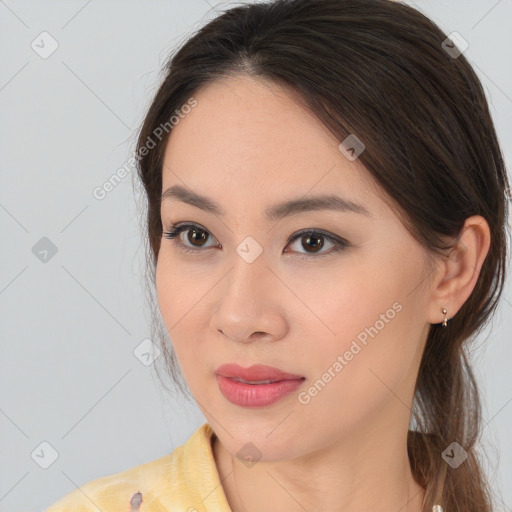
[0,1,510,511]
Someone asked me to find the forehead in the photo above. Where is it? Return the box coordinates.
[161,75,381,216]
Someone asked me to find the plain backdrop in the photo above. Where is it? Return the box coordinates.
[0,1,510,511]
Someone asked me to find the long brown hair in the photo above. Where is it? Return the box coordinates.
[134,1,510,510]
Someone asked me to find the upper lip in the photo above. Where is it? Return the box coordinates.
[215,363,305,382]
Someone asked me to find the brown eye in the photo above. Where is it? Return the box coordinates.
[300,233,325,253]
[185,226,209,247]
[162,223,219,253]
[162,223,219,252]
[163,223,349,258]
[285,229,348,259]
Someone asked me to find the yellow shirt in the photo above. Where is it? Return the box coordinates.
[45,422,232,512]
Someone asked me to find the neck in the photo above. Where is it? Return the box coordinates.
[212,407,426,512]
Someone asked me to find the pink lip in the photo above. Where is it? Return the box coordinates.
[215,363,304,382]
[215,363,305,408]
[215,375,305,407]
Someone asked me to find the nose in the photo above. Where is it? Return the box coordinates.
[209,252,288,344]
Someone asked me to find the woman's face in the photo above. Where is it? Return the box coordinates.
[155,75,434,459]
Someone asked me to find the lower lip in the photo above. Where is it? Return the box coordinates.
[216,375,305,407]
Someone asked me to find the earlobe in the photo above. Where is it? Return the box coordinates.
[426,215,491,325]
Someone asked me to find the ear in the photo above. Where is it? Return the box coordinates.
[426,215,491,325]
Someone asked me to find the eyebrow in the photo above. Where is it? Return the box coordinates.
[160,184,371,221]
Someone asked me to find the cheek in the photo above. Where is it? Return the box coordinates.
[155,250,212,326]
[292,260,418,416]
[297,308,412,436]
[283,257,388,348]
[155,256,179,325]
[156,264,232,431]
[155,254,214,386]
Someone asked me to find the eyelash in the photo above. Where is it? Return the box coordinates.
[161,222,349,260]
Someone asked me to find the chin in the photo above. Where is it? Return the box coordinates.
[219,427,305,463]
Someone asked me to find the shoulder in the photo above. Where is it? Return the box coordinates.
[45,450,176,512]
[45,422,221,512]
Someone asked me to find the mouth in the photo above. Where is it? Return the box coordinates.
[215,374,306,407]
[215,363,305,383]
[228,377,300,385]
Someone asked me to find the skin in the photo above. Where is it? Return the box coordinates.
[155,74,491,512]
